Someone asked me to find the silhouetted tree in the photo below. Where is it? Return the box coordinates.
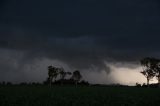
[141,57,160,87]
[59,68,66,80]
[48,65,59,86]
[59,68,65,85]
[150,58,160,87]
[140,57,156,86]
[71,70,82,86]
[59,68,72,85]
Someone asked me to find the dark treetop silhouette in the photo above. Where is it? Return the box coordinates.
[47,66,83,86]
[71,70,82,86]
[140,57,160,87]
[48,66,59,86]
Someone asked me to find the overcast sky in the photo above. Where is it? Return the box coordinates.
[0,0,160,85]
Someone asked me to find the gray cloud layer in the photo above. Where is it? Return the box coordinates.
[0,0,160,83]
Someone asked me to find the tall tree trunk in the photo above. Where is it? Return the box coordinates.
[147,78,149,87]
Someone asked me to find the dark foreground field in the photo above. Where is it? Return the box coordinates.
[0,86,160,106]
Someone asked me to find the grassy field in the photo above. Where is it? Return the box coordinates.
[0,86,160,106]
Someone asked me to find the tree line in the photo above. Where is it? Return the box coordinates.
[1,57,160,87]
[45,65,89,86]
[46,57,160,87]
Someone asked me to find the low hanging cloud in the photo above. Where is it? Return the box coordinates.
[0,48,153,85]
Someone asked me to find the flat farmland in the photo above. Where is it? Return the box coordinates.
[0,86,160,106]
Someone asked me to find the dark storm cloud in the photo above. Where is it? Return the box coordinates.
[0,0,160,83]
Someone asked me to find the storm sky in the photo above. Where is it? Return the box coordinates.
[0,0,160,85]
